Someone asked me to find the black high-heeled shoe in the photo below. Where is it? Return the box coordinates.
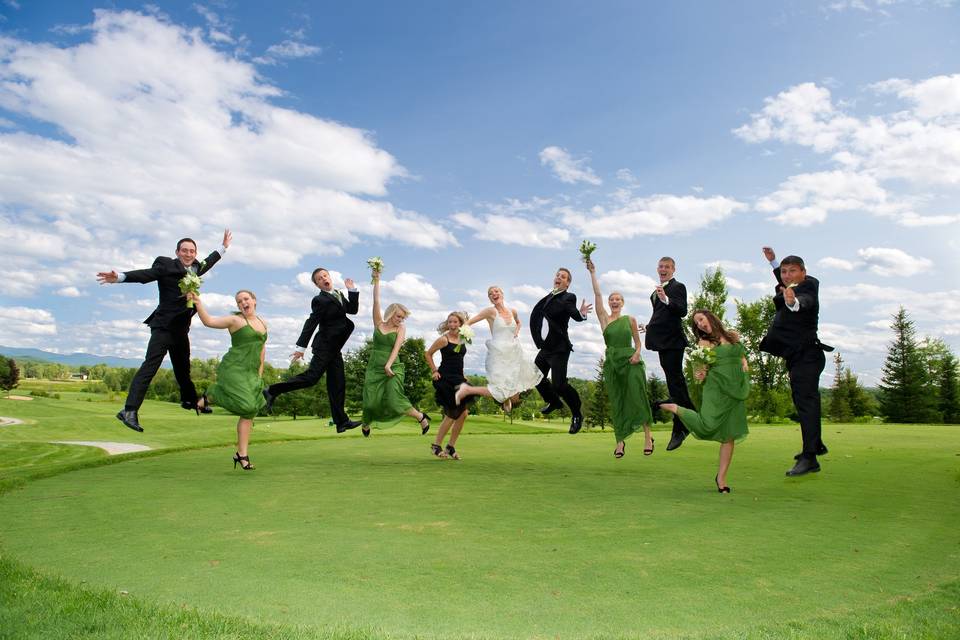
[715,475,730,493]
[362,425,371,438]
[614,441,626,458]
[194,394,211,416]
[445,444,460,460]
[233,452,255,471]
[418,412,431,435]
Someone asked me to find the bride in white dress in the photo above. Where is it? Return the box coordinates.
[454,286,543,412]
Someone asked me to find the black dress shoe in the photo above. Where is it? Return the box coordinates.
[336,419,361,433]
[116,410,143,433]
[665,429,688,451]
[540,403,564,415]
[786,457,821,477]
[793,444,828,460]
[569,414,583,434]
[262,389,274,414]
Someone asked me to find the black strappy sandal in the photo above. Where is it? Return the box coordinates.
[445,444,460,460]
[418,412,431,435]
[233,452,255,471]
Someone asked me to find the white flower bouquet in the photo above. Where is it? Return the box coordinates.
[579,239,597,263]
[367,256,384,283]
[178,272,203,308]
[455,324,475,353]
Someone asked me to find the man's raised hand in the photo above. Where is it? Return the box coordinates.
[223,228,233,248]
[96,270,119,284]
[344,278,355,290]
[762,246,776,262]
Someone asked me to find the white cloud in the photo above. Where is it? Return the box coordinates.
[598,269,659,296]
[512,284,548,300]
[856,247,932,276]
[561,194,746,238]
[702,260,754,273]
[56,286,82,297]
[818,257,858,270]
[736,77,960,226]
[262,40,322,61]
[451,212,569,248]
[0,305,57,346]
[539,146,602,186]
[0,10,455,284]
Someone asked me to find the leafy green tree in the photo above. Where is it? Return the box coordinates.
[683,267,730,409]
[735,296,790,421]
[879,307,938,423]
[398,337,431,409]
[270,360,318,419]
[647,373,670,423]
[585,357,608,431]
[0,357,19,395]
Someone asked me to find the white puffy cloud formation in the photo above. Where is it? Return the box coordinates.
[560,195,746,238]
[0,9,455,298]
[451,211,570,248]
[0,306,57,346]
[735,77,960,226]
[539,146,602,185]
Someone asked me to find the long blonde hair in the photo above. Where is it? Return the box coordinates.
[383,302,410,323]
[437,311,468,334]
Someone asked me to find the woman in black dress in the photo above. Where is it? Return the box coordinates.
[424,311,473,459]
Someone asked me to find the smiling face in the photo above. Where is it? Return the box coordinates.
[487,286,504,304]
[553,269,571,291]
[657,259,675,283]
[313,269,333,291]
[780,262,806,287]
[388,309,407,328]
[176,240,197,267]
[608,292,624,312]
[446,313,462,332]
[235,291,257,316]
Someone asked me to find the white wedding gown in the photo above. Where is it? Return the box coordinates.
[485,314,543,403]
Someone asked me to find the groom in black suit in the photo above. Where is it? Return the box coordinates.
[759,248,834,477]
[644,256,694,451]
[530,267,592,434]
[97,230,232,432]
[262,267,361,432]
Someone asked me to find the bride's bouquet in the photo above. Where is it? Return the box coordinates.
[454,324,475,353]
[178,272,203,309]
[367,256,384,283]
[579,240,597,264]
[686,344,716,372]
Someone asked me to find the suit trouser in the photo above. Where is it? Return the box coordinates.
[786,346,826,459]
[268,349,349,426]
[535,349,581,415]
[125,327,196,411]
[657,348,694,436]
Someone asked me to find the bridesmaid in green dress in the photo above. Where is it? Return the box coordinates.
[585,258,654,458]
[658,310,750,492]
[189,290,267,471]
[360,267,431,437]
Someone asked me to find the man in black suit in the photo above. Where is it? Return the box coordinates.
[759,247,834,477]
[262,267,361,432]
[97,230,232,432]
[644,256,694,451]
[530,267,592,434]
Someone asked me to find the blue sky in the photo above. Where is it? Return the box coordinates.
[1,0,958,385]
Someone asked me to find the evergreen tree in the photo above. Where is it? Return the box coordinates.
[647,373,670,423]
[585,357,608,430]
[828,353,852,422]
[938,352,960,424]
[879,307,938,423]
[684,267,730,408]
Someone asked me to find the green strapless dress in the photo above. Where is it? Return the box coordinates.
[677,342,750,443]
[207,320,267,419]
[362,328,413,428]
[602,315,652,442]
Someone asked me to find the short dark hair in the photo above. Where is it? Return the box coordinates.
[658,257,675,266]
[780,255,806,269]
[558,267,572,283]
[311,267,329,283]
[176,238,197,252]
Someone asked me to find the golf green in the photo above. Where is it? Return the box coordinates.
[1,424,958,639]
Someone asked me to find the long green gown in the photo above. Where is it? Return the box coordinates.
[362,328,414,428]
[207,319,267,419]
[677,342,750,443]
[602,315,653,442]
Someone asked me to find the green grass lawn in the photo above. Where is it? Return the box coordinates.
[1,394,958,639]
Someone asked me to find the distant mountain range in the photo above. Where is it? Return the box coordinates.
[0,346,158,368]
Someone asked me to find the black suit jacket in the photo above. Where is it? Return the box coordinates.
[530,290,584,353]
[760,270,828,358]
[296,289,360,354]
[644,279,688,352]
[122,251,222,330]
